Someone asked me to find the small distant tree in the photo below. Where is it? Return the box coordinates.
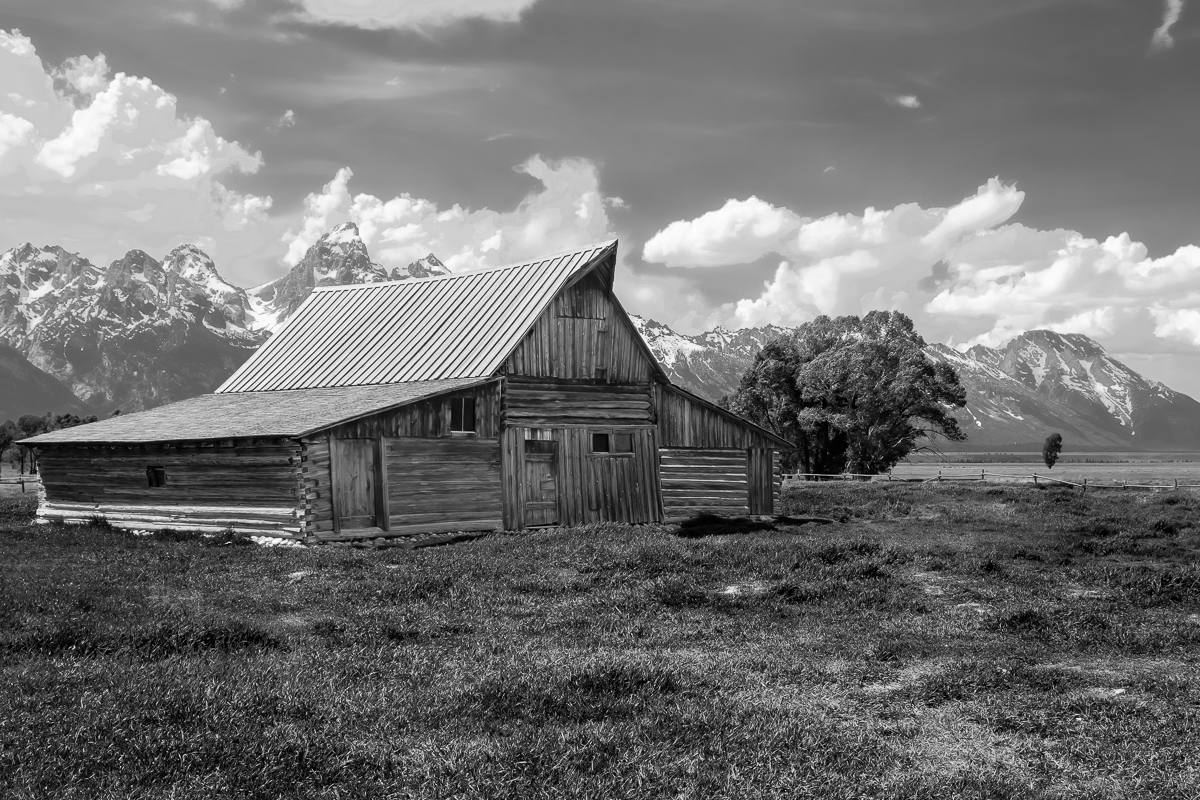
[1042,433,1063,469]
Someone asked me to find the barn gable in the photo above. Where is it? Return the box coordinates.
[218,241,621,392]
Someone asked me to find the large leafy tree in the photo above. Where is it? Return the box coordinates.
[731,311,967,475]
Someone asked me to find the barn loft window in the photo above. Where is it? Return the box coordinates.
[449,396,476,434]
[146,465,167,487]
[591,431,633,455]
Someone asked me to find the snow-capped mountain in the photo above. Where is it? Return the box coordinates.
[633,318,1200,450]
[0,224,448,413]
[0,342,92,422]
[247,223,447,332]
[629,316,790,401]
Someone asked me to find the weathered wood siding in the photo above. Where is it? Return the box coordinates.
[502,377,655,428]
[660,448,750,521]
[299,437,331,538]
[656,385,782,449]
[323,381,500,439]
[37,441,302,536]
[502,426,660,528]
[505,273,656,383]
[747,448,776,515]
[308,436,503,540]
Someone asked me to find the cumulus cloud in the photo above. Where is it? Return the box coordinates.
[892,94,921,109]
[1150,0,1185,53]
[644,179,1200,358]
[291,0,541,30]
[0,28,273,275]
[281,155,614,272]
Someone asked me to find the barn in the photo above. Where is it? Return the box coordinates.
[27,241,789,542]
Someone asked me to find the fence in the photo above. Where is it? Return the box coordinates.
[0,476,38,493]
[782,470,1200,492]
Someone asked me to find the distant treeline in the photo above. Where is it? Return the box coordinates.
[1,412,99,474]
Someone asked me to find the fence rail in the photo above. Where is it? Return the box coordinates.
[0,476,39,492]
[782,470,1200,492]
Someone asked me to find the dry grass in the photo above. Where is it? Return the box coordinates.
[1,483,1198,799]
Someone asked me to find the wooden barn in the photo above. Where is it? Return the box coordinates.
[28,241,788,542]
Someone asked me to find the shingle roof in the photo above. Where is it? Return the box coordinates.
[218,241,618,393]
[26,379,486,445]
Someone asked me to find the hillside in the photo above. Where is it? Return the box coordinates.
[0,343,92,422]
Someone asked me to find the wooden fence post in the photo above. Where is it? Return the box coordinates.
[1082,478,1087,494]
[1033,474,1038,486]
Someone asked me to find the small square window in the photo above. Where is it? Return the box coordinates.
[450,396,476,433]
[591,433,610,453]
[146,465,166,487]
[612,433,633,453]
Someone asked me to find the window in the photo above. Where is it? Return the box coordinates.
[449,396,476,433]
[524,439,555,454]
[591,431,634,455]
[146,465,167,487]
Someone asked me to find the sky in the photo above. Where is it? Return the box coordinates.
[2,0,1200,393]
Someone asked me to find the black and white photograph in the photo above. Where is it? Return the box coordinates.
[0,1,1198,796]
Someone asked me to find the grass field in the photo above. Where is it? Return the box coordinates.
[2,484,1199,799]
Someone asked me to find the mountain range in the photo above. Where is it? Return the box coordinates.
[0,224,445,414]
[631,318,1200,451]
[2,225,1198,450]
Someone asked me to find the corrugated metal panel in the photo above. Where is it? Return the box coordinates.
[26,379,486,445]
[218,242,616,393]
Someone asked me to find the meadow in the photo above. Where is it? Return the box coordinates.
[891,453,1200,486]
[1,483,1198,799]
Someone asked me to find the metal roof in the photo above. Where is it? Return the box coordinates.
[218,241,618,393]
[26,379,486,445]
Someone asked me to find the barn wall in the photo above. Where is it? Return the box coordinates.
[502,377,655,428]
[501,425,660,529]
[659,448,750,521]
[37,441,303,537]
[323,382,500,439]
[307,435,503,541]
[504,273,655,384]
[655,385,781,450]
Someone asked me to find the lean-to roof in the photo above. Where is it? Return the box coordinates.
[219,241,618,393]
[25,379,486,445]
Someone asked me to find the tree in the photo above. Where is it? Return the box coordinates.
[731,311,967,475]
[1042,433,1063,469]
[0,420,16,475]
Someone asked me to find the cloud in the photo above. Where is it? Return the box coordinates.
[642,196,803,267]
[644,178,1200,357]
[290,0,541,30]
[281,155,614,271]
[268,109,295,133]
[1150,0,1185,53]
[0,28,273,276]
[892,94,921,109]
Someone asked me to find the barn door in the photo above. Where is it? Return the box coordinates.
[333,438,384,531]
[522,439,559,526]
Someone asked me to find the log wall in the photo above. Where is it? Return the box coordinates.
[505,273,655,383]
[502,377,655,428]
[37,441,303,537]
[659,448,750,521]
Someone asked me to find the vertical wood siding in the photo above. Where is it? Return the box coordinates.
[747,448,775,515]
[37,441,303,536]
[659,448,750,521]
[504,273,656,383]
[323,382,500,439]
[656,385,781,449]
[502,425,660,528]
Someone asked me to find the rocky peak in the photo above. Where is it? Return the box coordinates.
[392,253,448,281]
